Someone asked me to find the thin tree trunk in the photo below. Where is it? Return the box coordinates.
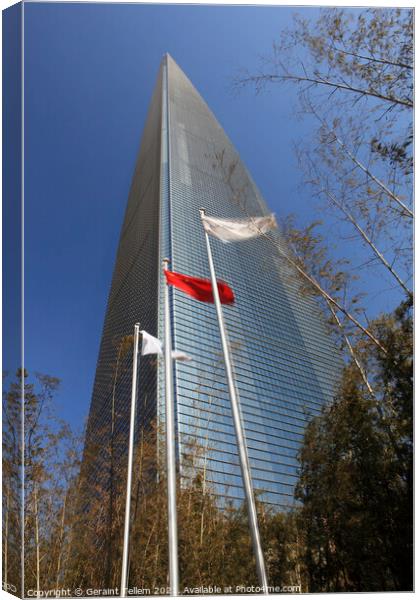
[241,72,413,108]
[272,234,387,352]
[34,485,40,596]
[333,133,412,217]
[107,343,123,586]
[220,154,388,354]
[327,302,376,397]
[329,45,413,70]
[55,490,68,589]
[199,478,206,547]
[294,530,303,590]
[309,109,413,218]
[327,303,405,466]
[60,471,83,585]
[323,188,411,295]
[4,484,10,587]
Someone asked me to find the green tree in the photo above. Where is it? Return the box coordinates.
[2,370,81,597]
[295,300,412,591]
[3,369,24,595]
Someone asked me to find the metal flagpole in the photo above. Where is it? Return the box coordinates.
[120,322,140,598]
[163,258,179,596]
[199,209,269,594]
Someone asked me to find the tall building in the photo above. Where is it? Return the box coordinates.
[82,54,341,512]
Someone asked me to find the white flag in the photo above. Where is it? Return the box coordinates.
[171,350,193,362]
[202,213,276,242]
[140,330,163,356]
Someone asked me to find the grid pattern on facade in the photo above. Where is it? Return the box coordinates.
[158,55,341,508]
[82,54,341,515]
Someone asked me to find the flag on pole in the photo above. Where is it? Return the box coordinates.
[140,330,193,361]
[201,213,276,242]
[140,330,163,356]
[164,270,234,305]
[198,209,269,588]
[171,350,193,362]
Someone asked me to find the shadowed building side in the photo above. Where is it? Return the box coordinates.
[73,64,164,586]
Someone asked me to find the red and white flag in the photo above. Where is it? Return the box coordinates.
[164,270,235,305]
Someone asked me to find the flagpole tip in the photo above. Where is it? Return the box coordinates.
[162,257,170,268]
[199,208,206,217]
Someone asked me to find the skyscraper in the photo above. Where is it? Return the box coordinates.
[82,54,341,514]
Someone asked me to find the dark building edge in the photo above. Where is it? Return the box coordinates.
[73,60,166,585]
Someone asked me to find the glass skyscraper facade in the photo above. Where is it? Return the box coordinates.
[82,54,341,512]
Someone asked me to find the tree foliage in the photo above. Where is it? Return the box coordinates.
[3,302,412,596]
[237,8,413,109]
[231,8,413,591]
[236,7,413,309]
[295,300,413,591]
[3,368,305,596]
[2,370,82,596]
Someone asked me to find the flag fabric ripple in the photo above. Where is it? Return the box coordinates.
[164,270,235,305]
[140,330,163,355]
[201,213,276,242]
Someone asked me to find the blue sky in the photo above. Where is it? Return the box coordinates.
[9,2,406,431]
